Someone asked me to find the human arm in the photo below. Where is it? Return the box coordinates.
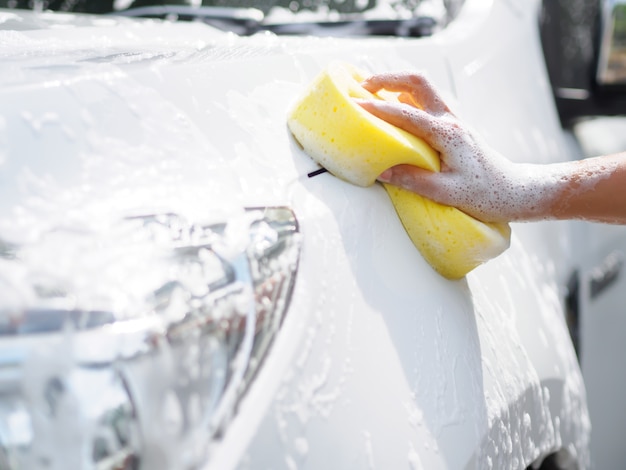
[356,72,626,224]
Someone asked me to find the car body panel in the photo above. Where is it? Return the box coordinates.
[564,116,626,470]
[0,1,590,468]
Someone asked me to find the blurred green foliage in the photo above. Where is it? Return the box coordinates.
[614,4,626,47]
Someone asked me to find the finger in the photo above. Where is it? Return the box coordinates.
[362,72,450,115]
[378,164,451,204]
[398,92,418,107]
[355,99,447,153]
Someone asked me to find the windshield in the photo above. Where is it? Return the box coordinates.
[0,0,465,36]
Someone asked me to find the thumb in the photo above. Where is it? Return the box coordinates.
[378,165,447,203]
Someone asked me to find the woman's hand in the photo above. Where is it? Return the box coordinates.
[356,72,626,224]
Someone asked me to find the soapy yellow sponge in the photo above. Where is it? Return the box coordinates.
[287,62,511,279]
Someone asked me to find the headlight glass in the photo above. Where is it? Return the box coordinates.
[0,206,300,469]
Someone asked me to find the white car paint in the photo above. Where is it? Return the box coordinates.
[566,116,626,470]
[0,0,593,468]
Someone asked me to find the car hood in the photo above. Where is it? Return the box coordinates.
[0,9,303,233]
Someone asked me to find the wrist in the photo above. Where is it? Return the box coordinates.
[502,163,567,222]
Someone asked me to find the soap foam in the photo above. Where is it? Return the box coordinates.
[290,63,511,278]
[389,110,621,223]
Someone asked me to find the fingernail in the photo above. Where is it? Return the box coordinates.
[378,169,392,182]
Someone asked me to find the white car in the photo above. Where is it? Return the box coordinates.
[1,0,625,468]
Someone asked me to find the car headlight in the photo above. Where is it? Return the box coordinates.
[0,206,301,469]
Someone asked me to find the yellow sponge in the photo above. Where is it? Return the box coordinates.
[287,62,511,279]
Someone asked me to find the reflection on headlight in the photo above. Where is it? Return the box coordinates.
[0,207,301,469]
